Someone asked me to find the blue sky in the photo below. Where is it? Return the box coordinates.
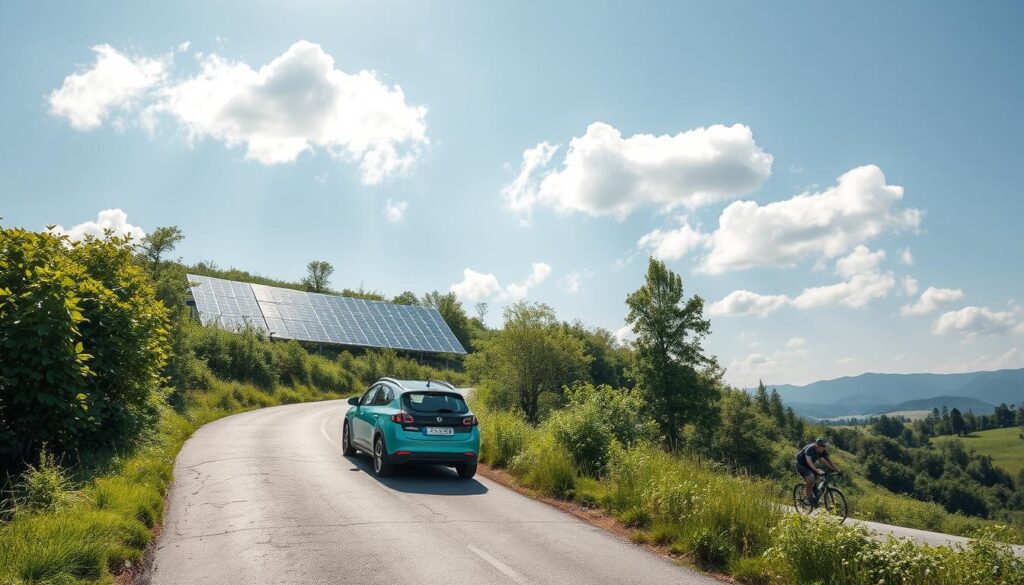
[2,1,1022,386]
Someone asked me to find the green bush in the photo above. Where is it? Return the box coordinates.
[547,383,660,477]
[0,228,169,467]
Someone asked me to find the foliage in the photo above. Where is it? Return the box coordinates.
[302,260,334,293]
[626,258,719,447]
[768,515,1024,585]
[137,226,183,276]
[561,321,631,388]
[547,383,659,476]
[0,227,169,467]
[467,302,590,422]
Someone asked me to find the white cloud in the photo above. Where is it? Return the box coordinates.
[725,343,811,388]
[177,41,191,52]
[561,269,593,295]
[450,269,502,302]
[932,306,1018,338]
[382,199,408,222]
[791,270,895,309]
[504,262,552,300]
[709,290,791,317]
[898,247,913,266]
[785,337,807,349]
[49,209,145,241]
[48,45,167,131]
[51,41,428,185]
[635,219,707,261]
[900,287,965,316]
[502,122,772,221]
[902,276,919,296]
[156,41,427,183]
[451,262,552,303]
[709,246,896,316]
[701,165,921,273]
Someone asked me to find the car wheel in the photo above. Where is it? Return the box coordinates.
[373,436,394,477]
[341,421,355,456]
[456,462,477,479]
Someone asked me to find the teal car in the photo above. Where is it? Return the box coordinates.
[342,378,479,479]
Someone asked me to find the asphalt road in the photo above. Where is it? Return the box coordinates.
[148,400,1022,585]
[148,400,721,585]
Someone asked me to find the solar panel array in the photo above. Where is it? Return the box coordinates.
[187,274,466,355]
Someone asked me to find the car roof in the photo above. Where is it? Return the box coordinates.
[377,378,460,394]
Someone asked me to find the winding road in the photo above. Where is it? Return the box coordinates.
[147,400,1022,585]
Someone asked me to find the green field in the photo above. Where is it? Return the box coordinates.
[934,427,1024,476]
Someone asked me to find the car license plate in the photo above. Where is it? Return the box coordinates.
[424,427,454,436]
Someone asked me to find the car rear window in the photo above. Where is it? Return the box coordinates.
[402,392,469,414]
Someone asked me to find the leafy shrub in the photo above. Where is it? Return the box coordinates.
[0,228,169,467]
[546,383,659,477]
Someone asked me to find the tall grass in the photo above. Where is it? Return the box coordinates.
[475,401,1024,584]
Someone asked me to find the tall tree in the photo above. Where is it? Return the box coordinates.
[768,388,786,426]
[466,302,590,422]
[754,380,770,414]
[950,407,965,436]
[137,226,183,275]
[302,260,334,293]
[625,258,719,447]
[475,301,489,322]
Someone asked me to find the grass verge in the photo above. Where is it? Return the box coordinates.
[0,379,345,585]
[475,405,1024,585]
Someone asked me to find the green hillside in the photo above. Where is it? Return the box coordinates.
[934,427,1024,476]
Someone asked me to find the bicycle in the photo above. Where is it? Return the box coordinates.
[793,471,847,523]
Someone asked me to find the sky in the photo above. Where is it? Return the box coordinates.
[2,1,1022,388]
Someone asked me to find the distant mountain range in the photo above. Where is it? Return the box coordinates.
[749,368,1024,420]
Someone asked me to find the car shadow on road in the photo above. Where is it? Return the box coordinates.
[344,454,489,495]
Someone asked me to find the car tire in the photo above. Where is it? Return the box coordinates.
[341,421,355,456]
[456,461,477,479]
[373,435,394,477]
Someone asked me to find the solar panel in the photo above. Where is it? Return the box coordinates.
[187,274,268,334]
[187,274,467,354]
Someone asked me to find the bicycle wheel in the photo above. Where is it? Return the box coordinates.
[793,484,813,515]
[822,488,848,523]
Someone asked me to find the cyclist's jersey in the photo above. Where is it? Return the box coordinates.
[796,442,829,466]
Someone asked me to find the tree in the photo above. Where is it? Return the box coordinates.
[302,260,334,293]
[466,302,590,422]
[561,322,629,388]
[475,301,489,322]
[137,226,184,275]
[391,291,419,305]
[768,388,786,426]
[949,408,965,436]
[754,380,770,414]
[625,258,719,447]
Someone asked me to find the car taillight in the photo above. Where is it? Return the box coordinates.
[462,416,478,426]
[391,413,414,423]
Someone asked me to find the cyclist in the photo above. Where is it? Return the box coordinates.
[796,438,840,505]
